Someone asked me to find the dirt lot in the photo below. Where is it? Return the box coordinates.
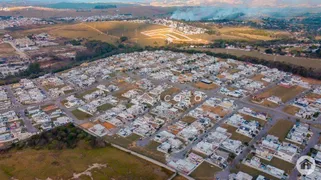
[239,113,267,126]
[283,105,301,116]
[256,85,306,103]
[193,82,219,90]
[221,124,252,143]
[190,161,221,180]
[0,43,17,57]
[202,105,229,118]
[268,120,294,141]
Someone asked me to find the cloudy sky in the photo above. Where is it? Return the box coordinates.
[19,0,321,7]
[142,0,321,7]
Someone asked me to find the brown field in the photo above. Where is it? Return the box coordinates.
[251,74,269,86]
[190,161,221,180]
[190,26,290,42]
[237,164,281,180]
[141,28,208,45]
[283,105,301,116]
[260,156,295,174]
[239,113,267,126]
[0,43,17,57]
[193,82,219,90]
[202,105,228,117]
[9,21,209,46]
[306,93,321,99]
[0,144,173,180]
[221,124,252,143]
[257,85,306,103]
[160,87,180,100]
[181,116,197,124]
[130,141,167,163]
[260,100,279,108]
[268,120,294,141]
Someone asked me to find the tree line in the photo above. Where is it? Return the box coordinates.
[8,124,109,151]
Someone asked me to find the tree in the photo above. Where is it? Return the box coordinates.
[120,36,128,42]
[265,48,273,54]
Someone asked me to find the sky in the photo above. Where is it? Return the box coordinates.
[57,0,321,7]
[152,0,321,7]
[5,0,321,7]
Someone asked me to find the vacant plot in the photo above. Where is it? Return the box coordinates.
[11,21,208,46]
[130,141,166,163]
[283,105,300,116]
[0,145,173,180]
[0,43,17,57]
[306,93,321,99]
[75,88,100,99]
[236,164,278,180]
[260,156,295,174]
[239,113,267,126]
[202,105,228,117]
[251,74,269,86]
[257,85,306,103]
[221,124,252,143]
[268,120,294,141]
[104,134,141,148]
[71,109,93,120]
[190,161,221,180]
[141,28,208,45]
[193,82,219,90]
[160,87,180,100]
[181,116,197,124]
[97,103,113,112]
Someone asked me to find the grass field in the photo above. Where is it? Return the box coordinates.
[268,120,294,141]
[104,134,141,148]
[0,143,173,180]
[97,103,113,112]
[130,141,167,164]
[8,22,293,48]
[190,161,221,180]
[71,109,93,120]
[190,26,290,42]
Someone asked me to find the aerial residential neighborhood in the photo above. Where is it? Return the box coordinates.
[0,49,320,179]
[1,0,321,179]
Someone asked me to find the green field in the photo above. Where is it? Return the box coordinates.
[0,144,173,180]
[71,109,93,120]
